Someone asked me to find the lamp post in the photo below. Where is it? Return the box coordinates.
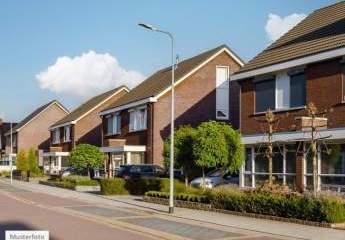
[138,23,175,213]
[10,122,13,184]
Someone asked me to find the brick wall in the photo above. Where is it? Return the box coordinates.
[240,58,344,135]
[152,51,241,165]
[15,103,68,153]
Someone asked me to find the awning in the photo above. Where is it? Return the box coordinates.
[100,145,146,153]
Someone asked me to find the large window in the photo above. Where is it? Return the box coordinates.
[216,66,229,119]
[242,145,297,188]
[129,107,147,132]
[255,71,306,113]
[52,129,60,144]
[63,126,71,142]
[106,113,121,135]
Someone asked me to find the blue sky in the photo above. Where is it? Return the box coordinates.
[0,0,336,122]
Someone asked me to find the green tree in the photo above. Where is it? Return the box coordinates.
[163,125,198,186]
[16,149,28,176]
[69,144,104,177]
[27,148,39,176]
[193,121,244,188]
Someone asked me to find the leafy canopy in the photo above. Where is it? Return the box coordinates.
[193,121,244,172]
[16,149,28,172]
[69,144,104,169]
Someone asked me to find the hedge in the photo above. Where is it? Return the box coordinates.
[100,178,198,196]
[146,188,345,223]
[62,175,98,186]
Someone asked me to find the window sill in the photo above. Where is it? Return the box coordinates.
[129,128,147,133]
[105,132,121,137]
[254,106,306,116]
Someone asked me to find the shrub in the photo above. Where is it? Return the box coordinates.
[0,171,10,177]
[159,178,187,193]
[53,181,75,190]
[63,175,98,186]
[145,191,209,203]
[27,148,40,176]
[100,178,129,195]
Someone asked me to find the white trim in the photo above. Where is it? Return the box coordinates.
[242,127,345,145]
[100,145,146,153]
[50,86,129,130]
[42,151,70,157]
[4,101,69,135]
[231,47,345,81]
[99,97,157,116]
[155,47,244,100]
[49,121,75,130]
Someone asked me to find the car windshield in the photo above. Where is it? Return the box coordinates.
[207,169,223,177]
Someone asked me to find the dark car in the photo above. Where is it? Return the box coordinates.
[116,164,166,179]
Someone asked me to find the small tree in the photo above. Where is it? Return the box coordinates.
[163,125,197,186]
[27,148,39,176]
[193,121,244,188]
[16,149,28,176]
[69,144,104,177]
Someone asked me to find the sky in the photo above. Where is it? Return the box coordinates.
[0,0,337,122]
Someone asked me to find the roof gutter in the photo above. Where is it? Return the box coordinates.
[98,97,157,116]
[231,47,345,81]
[49,121,76,130]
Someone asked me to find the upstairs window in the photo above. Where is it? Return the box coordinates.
[52,129,60,144]
[255,71,306,113]
[255,78,275,113]
[106,113,121,135]
[216,66,230,119]
[63,126,71,142]
[129,107,147,132]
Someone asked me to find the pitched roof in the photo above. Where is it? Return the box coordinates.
[51,86,128,128]
[237,1,345,74]
[5,100,68,135]
[102,44,243,112]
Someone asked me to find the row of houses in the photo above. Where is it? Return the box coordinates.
[1,2,344,192]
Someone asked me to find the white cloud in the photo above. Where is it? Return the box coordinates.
[265,13,306,41]
[36,51,145,98]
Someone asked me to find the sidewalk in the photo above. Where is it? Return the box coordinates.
[1,178,344,240]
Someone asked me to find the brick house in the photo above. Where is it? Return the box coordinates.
[231,2,345,191]
[3,100,69,166]
[43,86,128,174]
[98,45,244,173]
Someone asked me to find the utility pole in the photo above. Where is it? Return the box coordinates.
[10,122,13,184]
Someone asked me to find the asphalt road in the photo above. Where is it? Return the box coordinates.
[0,180,308,240]
[0,183,157,240]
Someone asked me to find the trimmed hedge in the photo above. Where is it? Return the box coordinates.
[146,188,345,223]
[146,191,209,203]
[100,178,129,195]
[100,177,199,196]
[62,175,98,186]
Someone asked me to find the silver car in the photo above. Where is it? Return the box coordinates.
[190,169,233,189]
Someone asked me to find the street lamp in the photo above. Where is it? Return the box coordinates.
[138,22,175,214]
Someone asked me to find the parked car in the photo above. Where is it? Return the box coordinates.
[60,167,88,177]
[190,169,234,189]
[116,164,166,179]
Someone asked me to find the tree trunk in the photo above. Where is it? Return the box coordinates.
[202,168,205,190]
[185,173,189,187]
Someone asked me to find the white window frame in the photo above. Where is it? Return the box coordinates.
[216,65,230,120]
[129,106,147,132]
[52,129,60,144]
[255,70,306,114]
[113,113,121,134]
[63,125,71,142]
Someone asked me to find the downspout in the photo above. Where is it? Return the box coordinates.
[150,102,154,164]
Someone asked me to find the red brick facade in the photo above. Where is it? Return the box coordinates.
[51,89,128,150]
[240,58,345,135]
[102,51,242,165]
